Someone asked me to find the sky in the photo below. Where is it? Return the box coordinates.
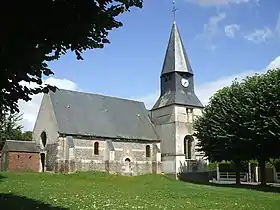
[19,0,280,131]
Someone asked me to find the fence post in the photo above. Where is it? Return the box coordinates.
[255,166,259,183]
[273,167,277,182]
[248,162,251,182]
[216,163,220,181]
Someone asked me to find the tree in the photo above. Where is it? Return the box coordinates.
[21,131,33,141]
[194,80,253,184]
[0,112,32,150]
[241,69,280,185]
[0,0,143,113]
[195,69,280,186]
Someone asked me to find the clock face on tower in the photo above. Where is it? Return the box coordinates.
[181,78,189,88]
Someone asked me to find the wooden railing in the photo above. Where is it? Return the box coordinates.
[276,172,280,183]
[219,172,247,182]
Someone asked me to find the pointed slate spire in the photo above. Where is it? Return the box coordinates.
[161,22,193,76]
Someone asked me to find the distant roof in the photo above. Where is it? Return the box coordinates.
[49,89,159,141]
[161,22,193,76]
[2,140,41,153]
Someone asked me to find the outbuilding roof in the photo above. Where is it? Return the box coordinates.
[2,140,41,153]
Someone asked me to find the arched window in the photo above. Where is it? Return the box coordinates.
[94,142,99,155]
[184,135,194,159]
[146,145,151,158]
[187,139,192,159]
[40,131,47,147]
[184,138,187,155]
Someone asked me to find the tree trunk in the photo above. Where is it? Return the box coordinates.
[235,160,241,185]
[259,159,266,186]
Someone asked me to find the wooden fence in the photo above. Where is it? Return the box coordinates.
[276,172,280,183]
[219,172,247,182]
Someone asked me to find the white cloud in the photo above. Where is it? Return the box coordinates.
[138,56,280,109]
[244,27,274,44]
[196,70,261,104]
[19,78,79,131]
[185,0,259,6]
[244,13,280,44]
[224,24,240,38]
[266,56,280,70]
[195,12,226,50]
[204,13,226,35]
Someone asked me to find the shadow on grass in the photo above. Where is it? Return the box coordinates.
[0,193,68,210]
[0,174,6,182]
[182,179,280,193]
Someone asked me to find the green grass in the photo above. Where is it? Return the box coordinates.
[0,172,279,209]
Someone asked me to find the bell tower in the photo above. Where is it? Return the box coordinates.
[150,2,204,177]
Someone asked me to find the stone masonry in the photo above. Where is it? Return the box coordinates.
[52,137,161,175]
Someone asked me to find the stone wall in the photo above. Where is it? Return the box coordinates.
[74,160,105,172]
[151,104,204,175]
[32,94,60,147]
[54,137,161,175]
[112,141,154,162]
[45,143,59,171]
[55,159,161,175]
[108,161,156,175]
[178,171,213,183]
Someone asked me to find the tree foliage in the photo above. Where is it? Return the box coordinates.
[242,70,280,161]
[194,81,251,162]
[194,68,280,185]
[194,81,251,184]
[241,69,280,184]
[0,112,32,150]
[0,0,143,113]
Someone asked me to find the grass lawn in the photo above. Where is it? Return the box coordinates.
[0,172,279,209]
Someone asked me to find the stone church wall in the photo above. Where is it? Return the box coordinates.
[45,143,59,171]
[53,137,161,175]
[61,138,106,172]
[151,104,205,176]
[110,141,158,175]
[107,161,154,175]
[112,141,151,162]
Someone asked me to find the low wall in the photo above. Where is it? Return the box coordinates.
[54,160,161,175]
[178,171,215,183]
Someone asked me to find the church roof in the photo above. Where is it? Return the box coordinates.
[49,89,159,141]
[2,140,41,153]
[161,22,193,76]
[152,90,204,110]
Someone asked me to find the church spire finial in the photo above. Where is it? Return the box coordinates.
[171,0,177,23]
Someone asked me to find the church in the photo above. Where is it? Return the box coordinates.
[2,20,207,177]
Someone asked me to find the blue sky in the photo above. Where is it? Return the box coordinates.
[20,0,280,130]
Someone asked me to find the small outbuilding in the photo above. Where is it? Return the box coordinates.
[1,140,41,172]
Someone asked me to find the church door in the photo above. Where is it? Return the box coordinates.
[124,158,131,174]
[40,153,46,172]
